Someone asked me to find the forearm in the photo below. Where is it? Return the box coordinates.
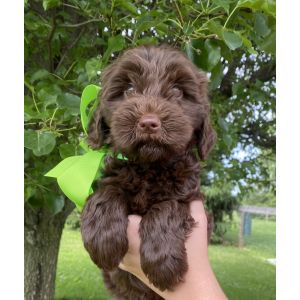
[121,258,226,300]
[163,261,227,300]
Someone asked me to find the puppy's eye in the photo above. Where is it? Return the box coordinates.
[124,84,135,95]
[171,85,183,97]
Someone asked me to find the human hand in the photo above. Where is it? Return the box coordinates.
[119,200,227,300]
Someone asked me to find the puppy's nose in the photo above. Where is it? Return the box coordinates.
[138,114,161,133]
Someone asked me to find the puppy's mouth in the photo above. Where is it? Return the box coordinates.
[135,131,164,143]
[130,140,171,162]
[111,121,192,162]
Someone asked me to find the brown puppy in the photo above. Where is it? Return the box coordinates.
[81,45,216,300]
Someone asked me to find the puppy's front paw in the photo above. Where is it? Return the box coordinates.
[140,242,188,291]
[97,236,128,271]
[80,191,129,271]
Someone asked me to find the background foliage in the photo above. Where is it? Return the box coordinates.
[24,1,275,298]
[25,0,275,236]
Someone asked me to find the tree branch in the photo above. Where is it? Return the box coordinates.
[58,18,104,28]
[219,59,276,98]
[55,27,85,73]
[219,57,240,98]
[250,61,276,83]
[238,122,276,151]
[48,15,57,73]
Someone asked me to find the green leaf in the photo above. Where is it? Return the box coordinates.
[45,195,65,215]
[254,13,271,37]
[209,62,223,91]
[136,37,159,46]
[223,31,243,50]
[30,69,50,83]
[25,186,36,202]
[28,196,44,208]
[219,42,233,62]
[102,35,125,65]
[45,156,82,177]
[80,84,101,134]
[43,0,61,10]
[205,40,221,71]
[218,118,229,132]
[156,23,169,35]
[24,101,36,121]
[45,151,106,209]
[116,0,138,15]
[37,85,61,109]
[57,93,81,115]
[85,58,102,81]
[59,144,76,159]
[258,32,275,54]
[212,0,231,13]
[207,20,224,40]
[189,39,207,70]
[238,0,276,17]
[241,36,257,54]
[183,23,193,35]
[224,134,233,148]
[110,35,124,50]
[24,131,38,150]
[135,16,155,36]
[24,130,56,156]
[184,41,194,62]
[79,139,90,153]
[24,113,32,121]
[37,89,57,108]
[232,82,243,95]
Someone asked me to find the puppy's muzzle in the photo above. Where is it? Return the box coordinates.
[138,114,161,134]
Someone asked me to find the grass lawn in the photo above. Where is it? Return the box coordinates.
[55,214,275,300]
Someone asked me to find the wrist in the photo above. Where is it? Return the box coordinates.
[163,260,226,300]
[162,261,210,300]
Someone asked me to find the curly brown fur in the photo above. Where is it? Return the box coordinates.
[81,45,216,300]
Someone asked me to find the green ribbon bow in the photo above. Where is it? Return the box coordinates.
[45,84,122,210]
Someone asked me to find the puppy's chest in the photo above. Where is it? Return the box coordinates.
[105,160,201,215]
[124,170,179,214]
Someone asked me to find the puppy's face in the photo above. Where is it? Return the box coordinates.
[88,45,216,162]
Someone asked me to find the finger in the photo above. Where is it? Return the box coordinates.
[189,200,207,223]
[188,201,209,252]
[127,215,142,237]
[128,214,142,224]
[127,215,142,254]
[119,262,125,270]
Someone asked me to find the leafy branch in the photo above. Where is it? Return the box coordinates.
[47,15,57,72]
[58,18,104,28]
[55,28,85,72]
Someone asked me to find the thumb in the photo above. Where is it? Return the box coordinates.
[189,200,207,228]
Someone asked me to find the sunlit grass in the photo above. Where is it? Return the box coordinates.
[55,229,110,300]
[210,215,276,300]
[55,215,275,300]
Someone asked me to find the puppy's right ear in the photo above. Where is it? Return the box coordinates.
[195,71,217,160]
[87,106,105,149]
[197,114,216,161]
[88,61,116,149]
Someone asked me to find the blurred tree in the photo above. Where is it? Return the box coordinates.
[24,0,275,298]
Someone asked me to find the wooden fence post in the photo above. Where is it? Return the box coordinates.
[239,211,245,248]
[238,205,275,248]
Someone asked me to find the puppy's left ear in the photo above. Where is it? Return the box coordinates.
[197,114,216,160]
[87,106,106,149]
[196,71,217,160]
